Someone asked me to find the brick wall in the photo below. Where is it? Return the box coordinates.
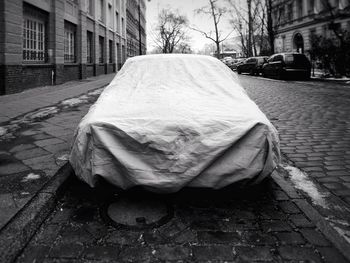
[22,64,54,89]
[107,64,115,74]
[86,64,94,77]
[63,65,80,82]
[96,64,105,76]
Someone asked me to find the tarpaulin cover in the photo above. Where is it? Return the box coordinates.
[69,54,280,193]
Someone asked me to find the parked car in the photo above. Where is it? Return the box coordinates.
[262,53,311,80]
[221,56,235,68]
[229,58,246,70]
[236,56,268,75]
[70,54,280,193]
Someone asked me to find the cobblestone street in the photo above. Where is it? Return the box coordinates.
[240,76,350,206]
[8,75,350,262]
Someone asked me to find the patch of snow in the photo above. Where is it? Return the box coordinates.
[22,173,41,182]
[56,153,69,161]
[88,88,104,96]
[331,224,350,244]
[61,97,88,106]
[327,218,350,227]
[24,107,58,120]
[282,164,329,208]
[0,127,7,136]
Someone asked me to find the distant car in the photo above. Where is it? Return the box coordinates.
[262,53,311,80]
[221,57,235,67]
[229,58,245,70]
[70,54,280,193]
[236,56,268,75]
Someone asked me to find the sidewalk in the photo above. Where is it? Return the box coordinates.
[0,73,350,262]
[0,74,114,255]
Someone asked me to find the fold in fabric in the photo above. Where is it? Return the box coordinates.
[70,54,280,193]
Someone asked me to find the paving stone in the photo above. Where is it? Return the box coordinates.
[82,246,120,260]
[235,246,273,261]
[323,182,344,190]
[14,148,50,160]
[42,143,70,154]
[272,190,289,201]
[192,245,234,261]
[318,247,349,263]
[49,243,83,259]
[118,246,151,262]
[278,201,300,214]
[197,231,241,244]
[153,245,191,261]
[0,162,29,176]
[261,220,292,232]
[300,229,331,246]
[275,232,305,245]
[242,231,277,245]
[9,144,36,153]
[34,138,65,147]
[105,230,141,245]
[289,214,314,228]
[278,246,322,262]
[57,226,93,244]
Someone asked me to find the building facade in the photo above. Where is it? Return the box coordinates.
[272,0,350,54]
[0,0,146,95]
[126,0,146,57]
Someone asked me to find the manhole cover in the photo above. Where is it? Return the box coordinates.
[104,194,173,229]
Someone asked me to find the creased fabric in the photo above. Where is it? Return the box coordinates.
[70,54,280,193]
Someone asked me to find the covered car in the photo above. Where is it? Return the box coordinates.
[70,54,280,193]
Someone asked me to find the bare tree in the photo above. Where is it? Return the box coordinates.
[227,0,267,56]
[191,0,232,58]
[152,9,189,54]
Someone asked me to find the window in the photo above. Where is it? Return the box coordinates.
[116,12,119,33]
[273,55,283,62]
[86,0,93,15]
[87,31,93,63]
[121,17,125,36]
[109,40,113,63]
[108,4,113,28]
[98,0,105,22]
[279,7,285,23]
[297,0,303,18]
[288,3,293,21]
[23,15,46,62]
[64,22,76,63]
[99,36,104,63]
[308,0,315,13]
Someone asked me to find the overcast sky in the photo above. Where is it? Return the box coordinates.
[145,0,242,52]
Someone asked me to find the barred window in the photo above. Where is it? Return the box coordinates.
[109,40,113,63]
[64,22,76,63]
[99,36,104,63]
[23,16,46,62]
[87,31,93,63]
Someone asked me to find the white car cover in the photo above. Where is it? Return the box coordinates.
[70,54,280,193]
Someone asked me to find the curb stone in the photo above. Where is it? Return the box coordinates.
[0,163,73,263]
[272,167,350,262]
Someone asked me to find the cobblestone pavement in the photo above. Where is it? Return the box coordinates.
[16,176,347,263]
[240,76,350,206]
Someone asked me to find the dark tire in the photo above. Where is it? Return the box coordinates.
[262,70,267,78]
[250,69,255,76]
[237,68,241,74]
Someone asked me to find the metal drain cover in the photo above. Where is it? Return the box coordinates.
[106,195,172,229]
